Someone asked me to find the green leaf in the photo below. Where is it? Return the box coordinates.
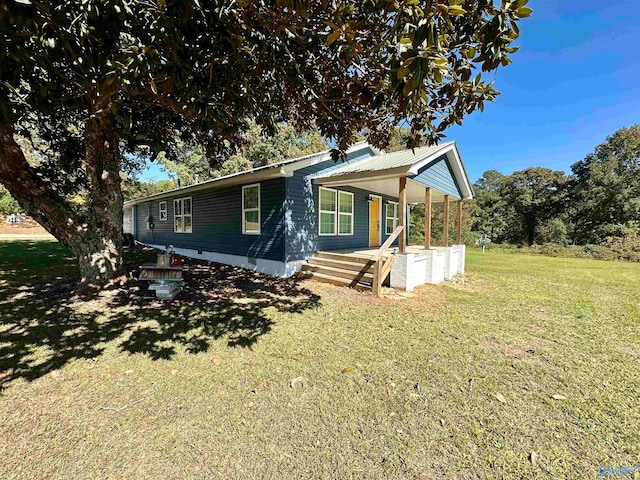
[150,79,158,94]
[397,66,410,80]
[516,7,532,18]
[327,31,341,45]
[448,5,465,16]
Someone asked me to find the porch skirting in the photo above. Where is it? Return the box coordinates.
[391,245,465,291]
[144,243,305,278]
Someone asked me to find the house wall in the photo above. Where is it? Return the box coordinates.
[284,149,406,262]
[411,153,462,199]
[134,177,286,262]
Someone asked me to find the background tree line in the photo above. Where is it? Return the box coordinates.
[471,124,640,247]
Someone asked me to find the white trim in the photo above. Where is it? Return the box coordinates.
[407,143,473,200]
[173,196,192,233]
[368,194,382,247]
[313,167,410,186]
[145,243,305,278]
[242,183,261,235]
[385,201,399,235]
[337,190,354,236]
[158,201,167,221]
[318,187,337,236]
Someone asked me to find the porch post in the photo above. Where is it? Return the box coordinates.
[443,194,449,247]
[424,187,431,249]
[399,176,407,253]
[456,200,463,245]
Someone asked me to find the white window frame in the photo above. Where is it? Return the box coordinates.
[318,187,338,236]
[385,201,399,235]
[159,201,167,221]
[337,191,354,236]
[242,183,261,235]
[174,197,192,233]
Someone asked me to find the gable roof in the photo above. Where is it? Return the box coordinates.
[313,142,473,200]
[124,140,473,207]
[316,142,454,176]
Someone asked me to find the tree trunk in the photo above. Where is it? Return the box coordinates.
[0,120,124,288]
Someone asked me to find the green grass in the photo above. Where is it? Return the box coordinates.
[1,241,639,479]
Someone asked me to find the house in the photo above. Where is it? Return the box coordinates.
[124,141,473,294]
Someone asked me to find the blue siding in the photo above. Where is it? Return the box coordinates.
[411,154,462,198]
[134,178,285,261]
[284,152,404,262]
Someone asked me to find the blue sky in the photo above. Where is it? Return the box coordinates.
[141,1,640,183]
[448,0,640,181]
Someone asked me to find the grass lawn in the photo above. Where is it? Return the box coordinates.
[1,240,639,479]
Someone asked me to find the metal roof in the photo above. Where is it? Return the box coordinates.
[315,142,454,177]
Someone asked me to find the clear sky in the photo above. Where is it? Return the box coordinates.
[448,0,640,181]
[140,1,640,183]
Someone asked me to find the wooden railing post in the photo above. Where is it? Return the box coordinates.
[443,194,449,247]
[456,200,462,245]
[370,225,404,297]
[399,176,407,253]
[424,187,431,249]
[372,260,381,297]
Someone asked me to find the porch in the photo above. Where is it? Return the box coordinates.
[302,143,473,295]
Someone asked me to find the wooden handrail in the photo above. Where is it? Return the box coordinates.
[371,225,404,296]
[371,225,404,262]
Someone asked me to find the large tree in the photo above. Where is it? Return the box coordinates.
[0,0,530,287]
[472,169,507,240]
[568,124,640,244]
[498,167,566,245]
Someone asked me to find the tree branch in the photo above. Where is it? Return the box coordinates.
[0,123,83,247]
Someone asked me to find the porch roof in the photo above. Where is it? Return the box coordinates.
[312,141,473,203]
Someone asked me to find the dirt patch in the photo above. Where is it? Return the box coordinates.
[0,217,49,235]
[482,334,551,362]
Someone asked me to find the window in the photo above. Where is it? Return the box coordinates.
[319,188,354,236]
[386,201,399,235]
[159,201,167,221]
[338,191,354,235]
[242,184,260,234]
[319,187,337,235]
[174,197,192,233]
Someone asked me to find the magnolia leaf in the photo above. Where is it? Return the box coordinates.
[397,66,410,80]
[341,366,352,373]
[327,31,341,45]
[551,394,567,400]
[448,5,465,16]
[516,7,533,18]
[529,451,538,466]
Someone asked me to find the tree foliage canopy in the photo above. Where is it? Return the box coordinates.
[471,124,640,247]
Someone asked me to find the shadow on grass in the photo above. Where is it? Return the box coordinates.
[0,244,320,390]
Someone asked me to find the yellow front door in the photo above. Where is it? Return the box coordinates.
[369,196,381,246]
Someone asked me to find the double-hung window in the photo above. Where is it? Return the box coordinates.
[242,184,260,234]
[337,191,354,235]
[385,201,399,235]
[319,188,337,235]
[174,197,192,233]
[159,201,167,221]
[319,187,354,236]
